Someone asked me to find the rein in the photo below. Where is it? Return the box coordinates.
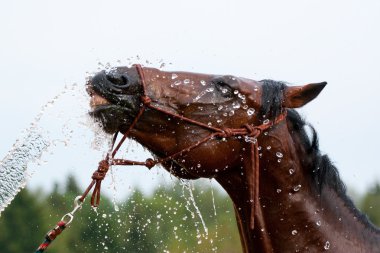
[35,64,287,252]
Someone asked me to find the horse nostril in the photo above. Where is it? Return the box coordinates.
[106,73,129,87]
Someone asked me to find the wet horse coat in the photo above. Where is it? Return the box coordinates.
[87,66,380,252]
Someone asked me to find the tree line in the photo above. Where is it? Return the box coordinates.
[0,176,379,253]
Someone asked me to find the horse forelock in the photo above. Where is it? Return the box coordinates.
[259,79,286,121]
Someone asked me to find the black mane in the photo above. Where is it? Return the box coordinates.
[260,80,380,232]
[285,109,346,195]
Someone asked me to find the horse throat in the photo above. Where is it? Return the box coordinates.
[216,119,380,253]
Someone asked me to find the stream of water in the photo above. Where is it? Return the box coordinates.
[0,127,48,214]
[0,83,96,215]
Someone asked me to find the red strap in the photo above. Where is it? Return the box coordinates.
[35,221,67,252]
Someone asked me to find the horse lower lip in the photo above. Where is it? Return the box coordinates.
[90,93,110,108]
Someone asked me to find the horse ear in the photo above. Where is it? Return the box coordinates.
[284,82,327,108]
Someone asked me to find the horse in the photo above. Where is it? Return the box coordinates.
[86,64,380,252]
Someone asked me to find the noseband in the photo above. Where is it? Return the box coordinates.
[80,64,287,230]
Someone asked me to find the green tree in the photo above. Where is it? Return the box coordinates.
[0,176,241,252]
[0,189,46,253]
[361,183,380,226]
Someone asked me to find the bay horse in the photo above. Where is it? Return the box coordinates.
[87,65,380,252]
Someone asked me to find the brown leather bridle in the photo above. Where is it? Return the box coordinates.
[79,64,287,230]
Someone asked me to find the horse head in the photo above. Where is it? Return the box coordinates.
[87,65,324,178]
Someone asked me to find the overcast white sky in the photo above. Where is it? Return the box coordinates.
[1,0,380,200]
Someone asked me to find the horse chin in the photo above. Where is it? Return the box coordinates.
[89,104,135,134]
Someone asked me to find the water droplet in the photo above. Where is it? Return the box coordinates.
[200,80,206,86]
[102,214,107,218]
[247,108,255,116]
[228,110,235,116]
[263,119,270,124]
[289,169,295,175]
[184,79,190,84]
[233,90,239,94]
[276,152,283,158]
[316,220,321,226]
[232,102,241,109]
[197,164,201,168]
[206,87,215,92]
[293,184,301,192]
[171,74,178,79]
[292,230,298,235]
[276,189,282,193]
[217,105,223,110]
[222,88,228,93]
[242,105,248,110]
[324,241,330,250]
[245,136,257,143]
[174,80,181,86]
[266,146,272,150]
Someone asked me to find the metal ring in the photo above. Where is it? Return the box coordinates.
[61,213,74,226]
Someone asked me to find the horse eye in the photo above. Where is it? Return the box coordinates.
[213,80,233,97]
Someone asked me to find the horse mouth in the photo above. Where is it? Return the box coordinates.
[87,86,111,109]
[85,68,142,133]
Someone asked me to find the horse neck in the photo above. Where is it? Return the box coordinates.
[217,120,380,253]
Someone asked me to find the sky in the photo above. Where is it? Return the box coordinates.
[1,0,380,201]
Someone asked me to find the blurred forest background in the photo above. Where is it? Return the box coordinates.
[0,176,379,253]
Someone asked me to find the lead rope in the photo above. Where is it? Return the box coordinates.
[35,64,287,252]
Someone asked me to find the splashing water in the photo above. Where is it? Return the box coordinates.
[0,84,76,215]
[210,180,218,252]
[109,166,120,212]
[181,180,209,238]
[0,82,106,215]
[0,127,48,215]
